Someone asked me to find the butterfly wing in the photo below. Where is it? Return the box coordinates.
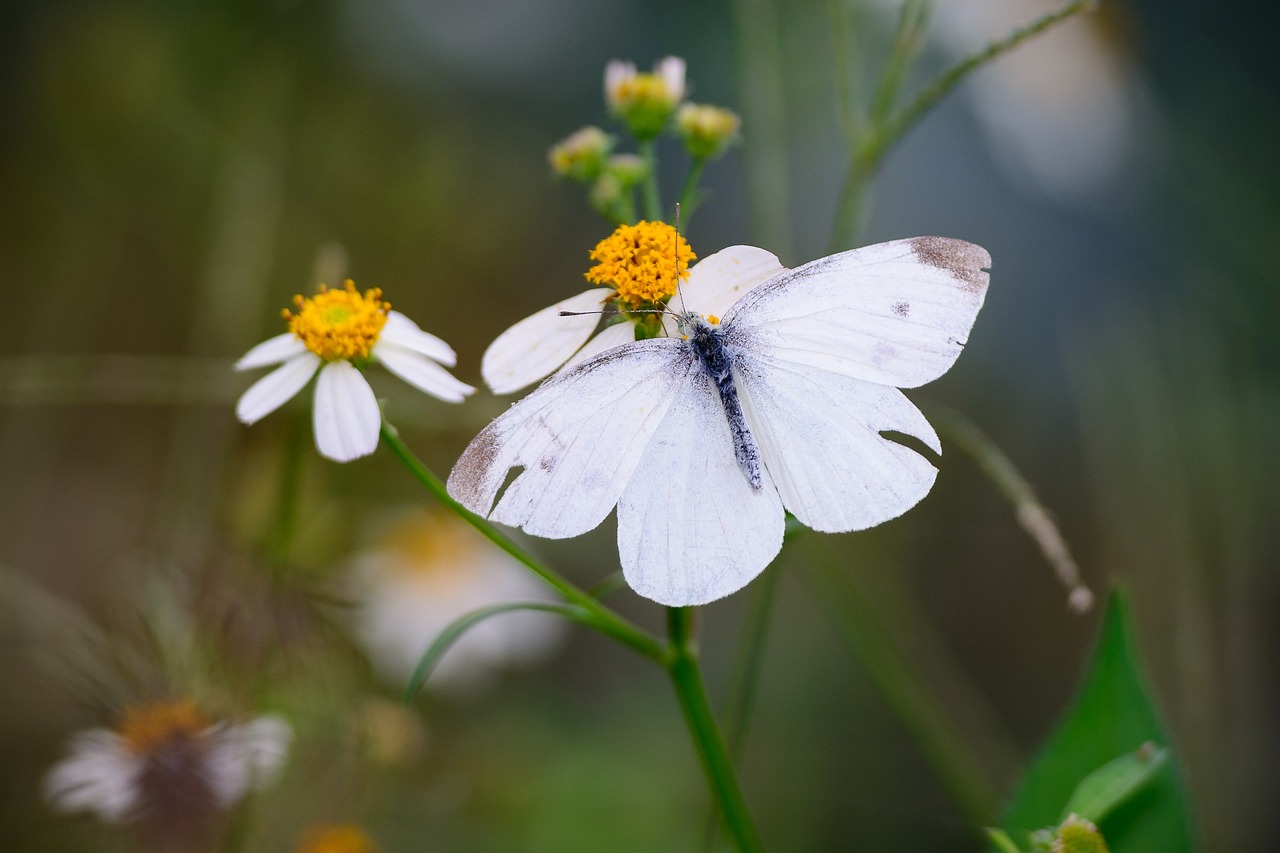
[617,363,785,606]
[448,339,689,539]
[723,237,989,532]
[723,237,990,389]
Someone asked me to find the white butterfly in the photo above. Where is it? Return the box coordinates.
[447,237,991,606]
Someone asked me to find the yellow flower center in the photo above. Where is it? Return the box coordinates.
[296,824,380,853]
[117,698,211,754]
[584,221,695,310]
[285,280,389,362]
[613,74,678,110]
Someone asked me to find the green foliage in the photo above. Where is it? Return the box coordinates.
[998,590,1196,851]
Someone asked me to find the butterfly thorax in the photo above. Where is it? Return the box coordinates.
[678,313,763,491]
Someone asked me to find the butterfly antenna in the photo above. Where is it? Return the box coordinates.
[672,202,689,316]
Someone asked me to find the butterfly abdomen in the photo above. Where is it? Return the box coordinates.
[689,322,763,491]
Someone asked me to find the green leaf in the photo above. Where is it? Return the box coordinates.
[986,828,1024,853]
[998,589,1196,851]
[1061,743,1169,824]
[403,601,589,700]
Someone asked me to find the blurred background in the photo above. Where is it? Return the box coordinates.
[1,0,1276,850]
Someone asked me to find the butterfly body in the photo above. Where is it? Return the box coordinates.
[678,312,763,491]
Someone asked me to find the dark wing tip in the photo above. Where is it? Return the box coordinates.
[909,237,992,295]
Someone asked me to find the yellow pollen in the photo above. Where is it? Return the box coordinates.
[584,221,695,310]
[285,279,390,362]
[707,314,720,325]
[117,698,211,754]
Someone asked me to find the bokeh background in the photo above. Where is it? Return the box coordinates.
[1,0,1276,850]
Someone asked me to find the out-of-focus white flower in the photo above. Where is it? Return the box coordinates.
[604,56,686,138]
[481,221,785,393]
[349,508,567,694]
[44,699,290,825]
[868,0,1143,201]
[235,280,474,462]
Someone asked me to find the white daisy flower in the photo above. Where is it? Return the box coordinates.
[481,221,787,393]
[348,508,566,695]
[235,279,474,462]
[44,699,291,826]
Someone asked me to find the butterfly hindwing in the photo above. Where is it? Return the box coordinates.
[617,362,785,606]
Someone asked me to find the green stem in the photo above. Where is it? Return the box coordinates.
[675,156,707,226]
[701,567,779,851]
[800,540,1000,824]
[883,0,1096,153]
[266,410,306,566]
[868,0,932,130]
[667,607,765,853]
[637,138,663,221]
[829,0,1096,251]
[378,420,665,663]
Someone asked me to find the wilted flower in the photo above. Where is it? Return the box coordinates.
[676,103,741,160]
[44,699,290,841]
[604,56,686,138]
[548,125,614,181]
[235,280,473,462]
[348,508,566,693]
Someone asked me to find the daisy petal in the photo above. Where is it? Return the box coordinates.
[562,320,636,370]
[481,288,613,394]
[374,342,475,403]
[235,353,321,425]
[43,731,142,822]
[206,715,292,807]
[664,245,788,334]
[381,311,458,366]
[313,361,381,462]
[235,333,308,371]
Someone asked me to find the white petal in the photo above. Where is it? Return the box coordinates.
[205,716,292,807]
[235,333,308,370]
[43,730,142,822]
[605,60,636,105]
[664,246,787,335]
[312,361,381,462]
[657,56,686,101]
[235,353,320,424]
[561,321,636,371]
[380,311,458,367]
[480,288,613,394]
[374,341,475,403]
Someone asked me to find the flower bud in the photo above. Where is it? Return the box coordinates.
[604,56,686,139]
[676,103,741,160]
[549,126,613,182]
[603,153,648,188]
[1052,814,1110,853]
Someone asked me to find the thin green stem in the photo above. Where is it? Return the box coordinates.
[868,0,932,130]
[637,138,663,221]
[829,0,1096,251]
[883,0,1096,154]
[378,420,665,662]
[800,539,1000,824]
[828,0,864,147]
[701,567,779,852]
[266,411,306,566]
[675,156,708,226]
[667,607,765,853]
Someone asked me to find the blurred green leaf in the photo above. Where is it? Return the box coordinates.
[1061,743,1169,825]
[999,589,1196,851]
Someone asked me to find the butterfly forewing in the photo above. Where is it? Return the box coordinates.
[723,237,990,390]
[449,339,690,539]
